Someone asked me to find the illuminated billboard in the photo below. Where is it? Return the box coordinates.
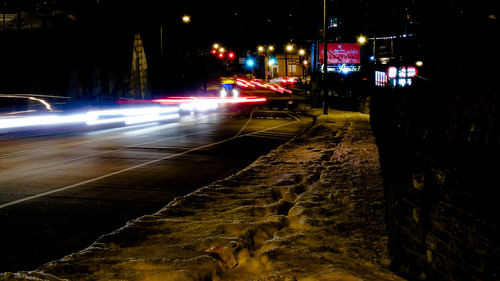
[318,43,361,65]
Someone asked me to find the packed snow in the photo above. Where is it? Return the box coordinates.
[1,108,405,281]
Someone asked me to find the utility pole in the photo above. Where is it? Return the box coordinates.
[322,0,328,115]
[16,6,20,32]
[285,52,288,76]
[2,0,6,34]
[160,24,164,95]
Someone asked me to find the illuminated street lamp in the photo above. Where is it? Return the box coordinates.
[255,45,275,80]
[298,49,306,56]
[286,44,294,52]
[416,60,423,67]
[213,43,219,49]
[182,15,191,23]
[357,35,367,45]
[160,14,192,94]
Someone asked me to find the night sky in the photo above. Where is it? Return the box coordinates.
[23,0,405,49]
[1,0,498,94]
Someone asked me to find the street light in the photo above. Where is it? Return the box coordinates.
[160,14,193,94]
[182,15,191,23]
[357,35,367,45]
[322,0,328,115]
[255,45,274,80]
[298,49,306,56]
[213,43,219,49]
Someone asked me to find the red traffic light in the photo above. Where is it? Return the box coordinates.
[228,52,235,59]
[211,49,217,55]
[218,53,224,59]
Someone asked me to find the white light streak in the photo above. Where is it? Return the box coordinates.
[0,106,180,131]
[124,113,180,125]
[28,97,53,111]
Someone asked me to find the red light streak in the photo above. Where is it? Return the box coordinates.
[236,81,249,88]
[151,96,267,105]
[234,78,292,94]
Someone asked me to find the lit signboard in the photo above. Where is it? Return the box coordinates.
[319,43,361,65]
[375,66,419,87]
[375,71,388,87]
[328,64,361,74]
[387,66,418,78]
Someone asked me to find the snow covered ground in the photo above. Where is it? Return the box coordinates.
[1,108,405,281]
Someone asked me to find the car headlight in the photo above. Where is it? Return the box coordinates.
[220,89,227,98]
[232,89,239,97]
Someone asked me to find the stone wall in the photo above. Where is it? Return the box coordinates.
[370,87,500,280]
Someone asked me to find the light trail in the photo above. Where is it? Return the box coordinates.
[0,96,267,131]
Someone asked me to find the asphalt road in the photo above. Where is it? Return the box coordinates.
[0,104,313,273]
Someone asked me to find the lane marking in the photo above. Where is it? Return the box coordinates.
[234,110,254,137]
[287,113,301,121]
[0,118,301,209]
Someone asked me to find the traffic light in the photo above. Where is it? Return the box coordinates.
[299,55,309,65]
[246,58,255,68]
[211,49,217,55]
[218,52,225,59]
[228,52,235,60]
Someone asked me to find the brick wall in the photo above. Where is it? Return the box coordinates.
[370,88,500,280]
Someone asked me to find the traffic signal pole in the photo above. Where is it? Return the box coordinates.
[285,52,288,77]
[322,0,328,115]
[160,24,164,95]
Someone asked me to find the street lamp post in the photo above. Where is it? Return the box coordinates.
[160,24,164,94]
[298,49,306,82]
[257,45,274,80]
[160,15,191,95]
[302,60,308,82]
[285,44,293,77]
[2,0,6,34]
[322,0,328,115]
[285,52,288,77]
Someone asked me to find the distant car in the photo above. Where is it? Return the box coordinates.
[219,77,239,98]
